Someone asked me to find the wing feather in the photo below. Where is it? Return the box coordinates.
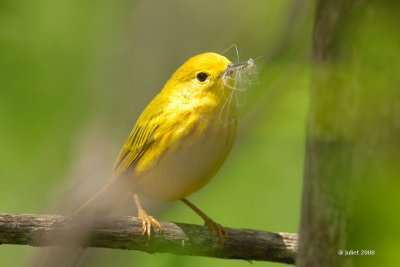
[112,115,160,179]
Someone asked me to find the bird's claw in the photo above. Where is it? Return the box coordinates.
[204,218,228,244]
[138,209,162,239]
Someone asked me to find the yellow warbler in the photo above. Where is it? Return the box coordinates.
[74,52,254,240]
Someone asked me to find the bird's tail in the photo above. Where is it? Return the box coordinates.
[29,176,129,267]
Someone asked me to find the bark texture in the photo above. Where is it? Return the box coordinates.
[0,213,297,264]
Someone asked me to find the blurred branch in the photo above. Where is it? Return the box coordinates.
[0,213,297,264]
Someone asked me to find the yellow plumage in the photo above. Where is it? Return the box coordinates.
[75,52,254,239]
[114,52,237,200]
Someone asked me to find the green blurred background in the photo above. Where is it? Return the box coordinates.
[0,0,313,266]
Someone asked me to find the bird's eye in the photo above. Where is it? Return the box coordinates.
[196,72,208,82]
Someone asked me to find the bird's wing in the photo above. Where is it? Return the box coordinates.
[112,113,161,179]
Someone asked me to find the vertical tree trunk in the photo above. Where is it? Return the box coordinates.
[298,0,400,266]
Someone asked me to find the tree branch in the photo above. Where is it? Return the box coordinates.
[0,213,297,264]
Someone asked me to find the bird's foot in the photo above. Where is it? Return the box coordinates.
[137,208,162,239]
[204,217,228,244]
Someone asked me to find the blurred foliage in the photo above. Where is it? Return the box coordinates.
[299,1,400,266]
[342,2,400,266]
[0,0,313,266]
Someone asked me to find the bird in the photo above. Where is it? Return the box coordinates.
[72,52,254,241]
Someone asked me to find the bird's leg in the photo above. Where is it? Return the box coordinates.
[132,193,162,239]
[181,198,228,243]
